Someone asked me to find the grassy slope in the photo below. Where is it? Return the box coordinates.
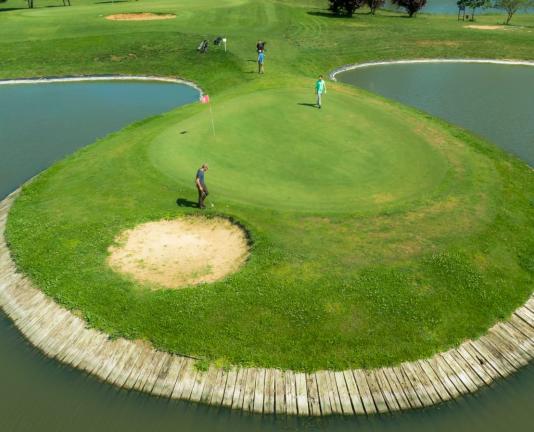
[3,0,534,370]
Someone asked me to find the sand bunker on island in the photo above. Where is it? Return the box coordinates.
[108,218,249,289]
[465,25,506,30]
[106,13,176,21]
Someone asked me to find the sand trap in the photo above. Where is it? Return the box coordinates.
[465,25,506,30]
[108,218,249,289]
[106,13,176,21]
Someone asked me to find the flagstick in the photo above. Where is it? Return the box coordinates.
[209,103,216,137]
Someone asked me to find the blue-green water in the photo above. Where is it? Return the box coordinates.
[337,62,534,166]
[0,80,199,199]
[1,78,534,431]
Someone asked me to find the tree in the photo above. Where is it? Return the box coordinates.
[328,0,365,17]
[494,0,533,24]
[391,0,427,16]
[365,0,385,14]
[457,0,489,21]
[26,0,71,8]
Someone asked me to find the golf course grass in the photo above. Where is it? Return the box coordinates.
[3,0,534,371]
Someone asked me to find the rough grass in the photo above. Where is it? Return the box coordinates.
[2,0,534,370]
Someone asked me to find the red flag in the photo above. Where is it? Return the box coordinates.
[201,94,210,104]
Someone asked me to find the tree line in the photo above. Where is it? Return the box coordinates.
[328,0,533,23]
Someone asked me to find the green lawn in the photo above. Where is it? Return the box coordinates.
[3,0,534,371]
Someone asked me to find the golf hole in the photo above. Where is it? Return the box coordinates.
[107,217,250,289]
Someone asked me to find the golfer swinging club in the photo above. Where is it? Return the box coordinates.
[195,163,209,209]
[315,75,326,109]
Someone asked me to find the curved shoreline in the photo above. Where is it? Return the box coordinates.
[329,59,534,81]
[2,189,534,415]
[0,74,204,99]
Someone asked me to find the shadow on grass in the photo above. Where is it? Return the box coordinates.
[176,198,198,208]
[0,7,28,12]
[297,102,318,108]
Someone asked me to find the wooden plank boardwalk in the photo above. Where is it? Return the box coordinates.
[1,189,534,416]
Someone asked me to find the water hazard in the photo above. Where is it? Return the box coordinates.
[1,76,534,431]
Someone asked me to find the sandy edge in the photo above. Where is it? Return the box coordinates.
[330,58,534,81]
[0,75,204,101]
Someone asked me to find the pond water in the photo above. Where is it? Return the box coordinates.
[0,80,199,199]
[1,77,534,431]
[336,62,534,166]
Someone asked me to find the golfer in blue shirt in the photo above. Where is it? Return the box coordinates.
[195,164,209,209]
[258,50,265,74]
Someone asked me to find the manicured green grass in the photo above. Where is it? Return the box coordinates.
[3,0,534,370]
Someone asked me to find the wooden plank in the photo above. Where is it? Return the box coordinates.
[467,340,511,378]
[189,368,208,402]
[199,367,219,403]
[440,352,478,393]
[391,367,422,409]
[306,373,322,416]
[374,369,400,411]
[231,368,247,410]
[381,367,411,410]
[221,369,238,407]
[399,363,433,407]
[243,368,257,412]
[212,369,229,407]
[284,370,298,415]
[295,372,309,416]
[456,345,495,385]
[343,370,365,414]
[326,371,343,414]
[509,314,534,341]
[515,308,534,328]
[416,360,450,402]
[479,335,522,370]
[315,371,332,416]
[426,356,461,397]
[253,368,266,414]
[364,370,389,413]
[157,356,185,398]
[334,371,354,415]
[263,369,275,414]
[108,342,141,387]
[172,358,196,400]
[352,370,378,414]
[447,350,484,388]
[138,352,169,393]
[404,362,440,405]
[491,326,532,363]
[432,354,469,395]
[273,369,286,414]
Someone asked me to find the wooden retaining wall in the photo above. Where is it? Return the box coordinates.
[1,189,534,416]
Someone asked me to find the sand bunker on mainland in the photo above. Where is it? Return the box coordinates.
[106,13,176,21]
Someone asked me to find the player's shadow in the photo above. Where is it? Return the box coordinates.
[297,103,317,108]
[176,198,198,208]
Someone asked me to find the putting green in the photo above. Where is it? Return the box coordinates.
[150,87,450,213]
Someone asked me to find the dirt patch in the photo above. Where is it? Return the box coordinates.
[106,13,176,21]
[108,218,249,289]
[416,40,461,48]
[465,25,506,30]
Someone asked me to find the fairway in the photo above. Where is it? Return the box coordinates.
[3,0,534,373]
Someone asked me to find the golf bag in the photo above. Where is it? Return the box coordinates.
[197,40,209,54]
[214,36,224,46]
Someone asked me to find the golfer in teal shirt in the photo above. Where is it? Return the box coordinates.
[315,75,326,109]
